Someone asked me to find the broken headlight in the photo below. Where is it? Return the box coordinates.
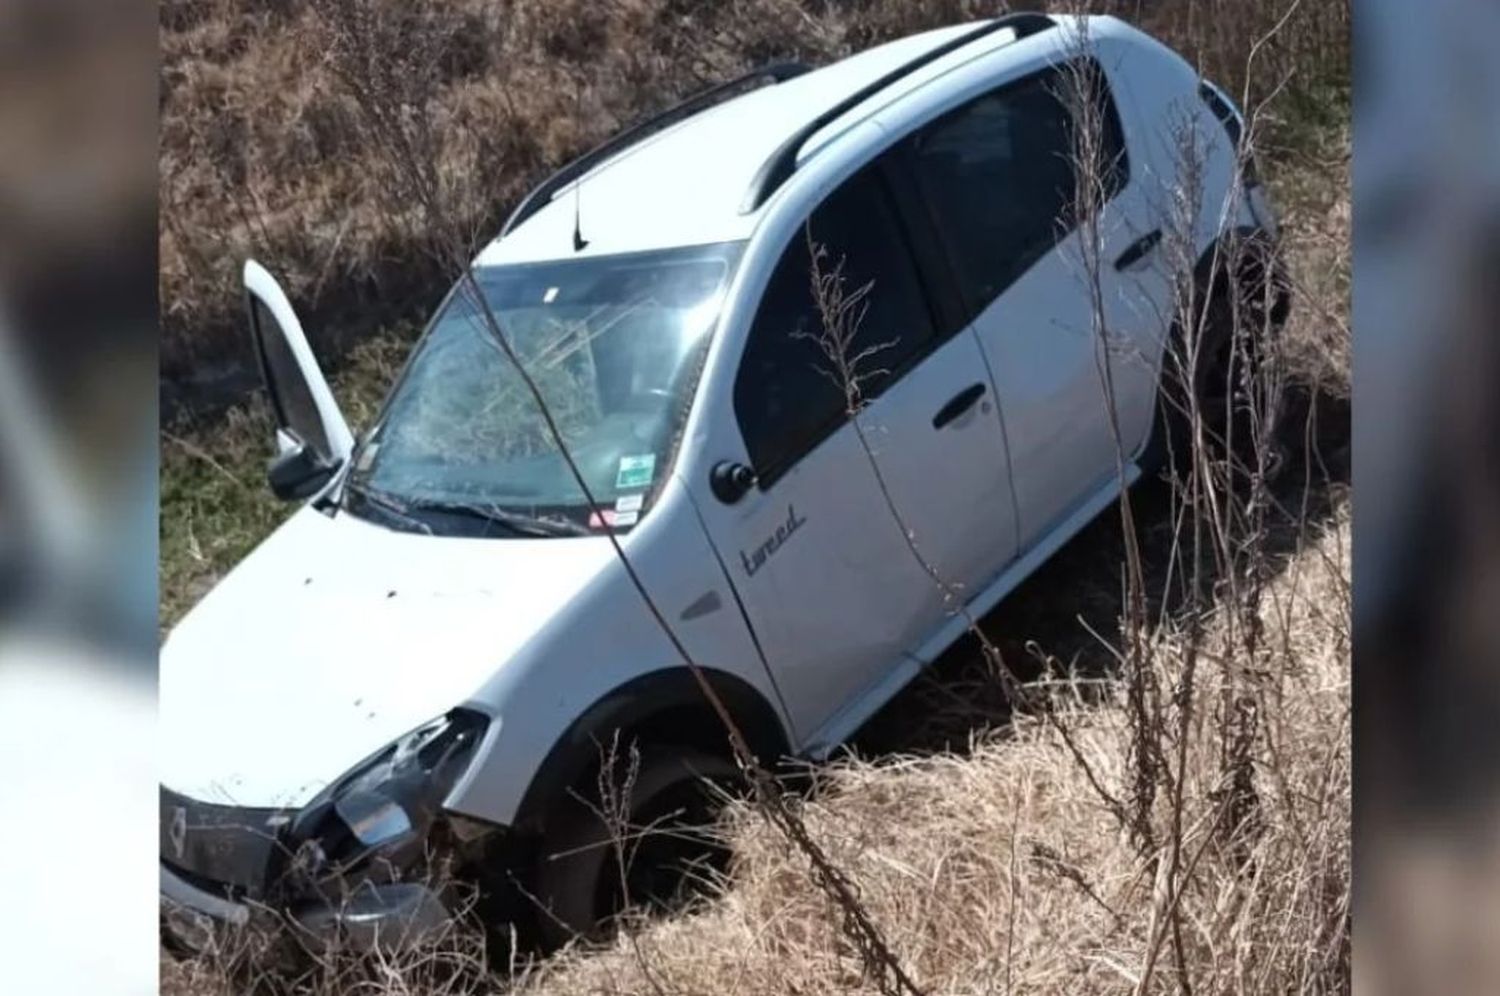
[279,709,489,893]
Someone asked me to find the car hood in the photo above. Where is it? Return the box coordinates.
[160,506,616,809]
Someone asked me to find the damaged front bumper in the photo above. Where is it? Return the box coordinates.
[160,860,451,956]
[160,712,500,957]
[160,862,249,951]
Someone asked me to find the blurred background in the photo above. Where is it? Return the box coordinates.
[0,0,1494,991]
[0,0,156,992]
[1355,1,1500,993]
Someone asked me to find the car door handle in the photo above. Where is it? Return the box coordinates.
[1114,228,1162,271]
[932,383,987,429]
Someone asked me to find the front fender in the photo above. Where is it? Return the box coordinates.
[509,665,789,835]
[440,478,791,827]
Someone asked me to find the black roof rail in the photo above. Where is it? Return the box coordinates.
[739,12,1056,215]
[501,62,812,237]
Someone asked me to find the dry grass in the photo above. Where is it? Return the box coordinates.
[506,509,1347,995]
[160,0,836,394]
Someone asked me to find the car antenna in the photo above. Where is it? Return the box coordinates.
[572,183,589,252]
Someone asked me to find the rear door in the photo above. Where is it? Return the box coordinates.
[847,155,1021,609]
[900,58,1172,551]
[690,160,1016,747]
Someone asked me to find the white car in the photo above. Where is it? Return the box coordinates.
[160,12,1285,952]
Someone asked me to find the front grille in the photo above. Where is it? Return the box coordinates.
[160,786,293,899]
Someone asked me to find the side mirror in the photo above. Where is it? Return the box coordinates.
[709,461,756,504]
[267,442,338,502]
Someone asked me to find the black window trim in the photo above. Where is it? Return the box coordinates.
[901,55,1133,326]
[734,157,951,492]
[245,293,290,434]
[1198,80,1260,187]
[880,146,972,343]
[245,291,328,458]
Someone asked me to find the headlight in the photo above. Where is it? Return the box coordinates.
[280,709,489,890]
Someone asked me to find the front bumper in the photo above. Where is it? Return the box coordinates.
[160,862,450,955]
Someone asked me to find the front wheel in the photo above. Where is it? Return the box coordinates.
[532,747,738,946]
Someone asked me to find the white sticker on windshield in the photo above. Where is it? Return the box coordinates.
[543,286,559,304]
[615,454,656,490]
[615,493,644,513]
[613,510,640,527]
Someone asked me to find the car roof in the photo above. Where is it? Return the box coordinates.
[475,17,1097,268]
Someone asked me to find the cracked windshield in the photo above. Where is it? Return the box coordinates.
[349,241,743,534]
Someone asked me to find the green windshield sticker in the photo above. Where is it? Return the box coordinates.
[616,454,656,490]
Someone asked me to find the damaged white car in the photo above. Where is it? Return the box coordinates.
[161,12,1285,954]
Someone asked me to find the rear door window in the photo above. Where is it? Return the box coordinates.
[906,60,1129,319]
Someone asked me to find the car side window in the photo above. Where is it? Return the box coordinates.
[907,60,1129,318]
[733,164,936,487]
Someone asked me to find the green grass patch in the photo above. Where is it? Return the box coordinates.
[159,324,419,629]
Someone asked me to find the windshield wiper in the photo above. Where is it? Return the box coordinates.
[407,499,593,538]
[341,480,434,535]
[343,480,591,538]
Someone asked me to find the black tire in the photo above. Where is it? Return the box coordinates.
[1142,289,1244,478]
[1143,233,1290,481]
[532,747,738,946]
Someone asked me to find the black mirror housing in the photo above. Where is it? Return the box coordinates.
[709,461,756,504]
[267,443,337,502]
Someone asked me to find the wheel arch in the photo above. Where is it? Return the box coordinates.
[1138,222,1289,469]
[508,666,791,835]
[1193,224,1291,328]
